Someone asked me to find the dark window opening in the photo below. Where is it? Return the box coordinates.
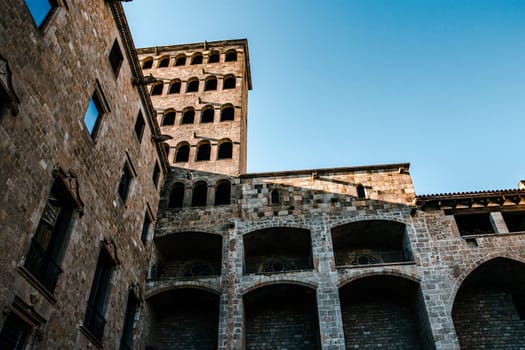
[502,211,525,232]
[158,57,170,68]
[186,79,199,93]
[109,39,123,76]
[225,50,237,62]
[83,93,104,137]
[220,106,234,121]
[215,182,231,205]
[181,109,195,124]
[271,190,279,204]
[513,292,525,320]
[118,164,133,202]
[223,76,236,89]
[175,56,186,66]
[191,54,203,65]
[161,112,175,126]
[1,87,11,118]
[134,111,145,142]
[120,292,139,350]
[0,312,32,350]
[84,250,114,341]
[169,182,185,208]
[140,212,151,243]
[204,77,217,91]
[218,142,232,159]
[196,143,211,161]
[24,0,55,28]
[175,144,190,162]
[208,51,220,63]
[151,83,163,96]
[142,59,153,69]
[201,108,214,123]
[455,213,494,236]
[152,162,160,187]
[192,182,208,207]
[168,81,181,94]
[356,184,366,199]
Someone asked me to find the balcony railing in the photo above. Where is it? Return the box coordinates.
[84,303,107,341]
[24,238,62,292]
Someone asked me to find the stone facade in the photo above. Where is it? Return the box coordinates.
[1,2,525,350]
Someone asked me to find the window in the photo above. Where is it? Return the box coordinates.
[142,58,153,69]
[192,182,208,206]
[0,312,32,350]
[0,85,11,118]
[220,105,234,121]
[175,143,190,162]
[196,142,211,161]
[24,180,75,292]
[134,111,145,142]
[191,53,203,65]
[151,83,163,96]
[455,213,494,236]
[223,75,236,89]
[181,108,195,124]
[158,56,170,68]
[169,182,185,208]
[152,162,160,187]
[161,111,175,126]
[83,92,104,138]
[218,140,233,159]
[356,184,366,199]
[208,51,220,63]
[120,292,139,350]
[118,163,133,202]
[215,181,231,205]
[186,78,199,93]
[204,76,217,91]
[175,55,186,66]
[225,50,237,62]
[502,211,525,232]
[201,106,214,123]
[168,80,181,94]
[84,249,114,341]
[140,211,151,243]
[24,0,56,28]
[109,39,123,77]
[271,190,280,204]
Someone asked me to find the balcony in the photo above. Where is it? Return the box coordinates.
[24,238,62,293]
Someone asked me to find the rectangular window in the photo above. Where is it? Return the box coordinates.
[140,212,151,243]
[24,0,56,28]
[109,39,124,77]
[118,163,133,202]
[454,213,494,236]
[83,93,104,138]
[152,162,160,187]
[0,313,32,350]
[502,211,525,233]
[134,111,145,142]
[0,86,11,118]
[84,250,114,341]
[24,180,74,292]
[119,292,139,350]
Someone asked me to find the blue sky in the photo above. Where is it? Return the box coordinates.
[124,0,525,195]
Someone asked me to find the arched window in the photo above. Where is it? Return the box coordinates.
[175,142,190,162]
[161,111,175,126]
[168,182,185,208]
[200,106,214,123]
[175,55,186,66]
[192,182,208,206]
[225,50,237,62]
[215,181,231,205]
[151,82,163,95]
[191,53,203,65]
[208,51,220,63]
[142,57,153,69]
[356,184,366,199]
[223,75,236,89]
[271,190,279,204]
[196,141,211,161]
[218,140,233,159]
[186,78,199,92]
[204,76,217,91]
[158,56,170,68]
[181,108,195,124]
[220,105,234,121]
[168,80,181,94]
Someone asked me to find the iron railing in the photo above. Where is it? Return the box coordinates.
[24,238,62,292]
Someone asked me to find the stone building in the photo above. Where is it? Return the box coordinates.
[0,2,524,350]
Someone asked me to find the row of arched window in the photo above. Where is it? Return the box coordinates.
[169,180,231,208]
[173,140,233,163]
[150,75,236,96]
[142,50,237,70]
[160,104,234,126]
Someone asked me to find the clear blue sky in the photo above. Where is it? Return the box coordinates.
[124,0,525,195]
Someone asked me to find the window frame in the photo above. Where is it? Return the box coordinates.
[24,0,59,30]
[118,161,135,203]
[83,82,110,140]
[134,111,145,142]
[108,39,124,78]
